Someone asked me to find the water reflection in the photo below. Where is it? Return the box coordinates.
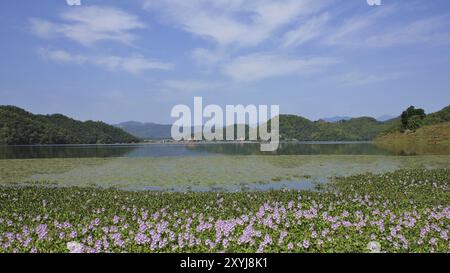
[185,142,394,155]
[0,142,448,159]
[375,142,450,156]
[0,145,138,159]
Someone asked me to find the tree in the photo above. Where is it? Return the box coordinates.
[401,106,426,131]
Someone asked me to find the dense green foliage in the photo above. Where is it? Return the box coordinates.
[0,106,139,145]
[376,104,450,146]
[3,104,447,143]
[114,105,450,142]
[398,104,450,132]
[270,104,449,141]
[265,115,400,141]
[0,169,448,253]
[401,106,426,131]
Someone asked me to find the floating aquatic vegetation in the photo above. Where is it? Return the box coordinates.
[1,155,449,190]
[0,169,449,253]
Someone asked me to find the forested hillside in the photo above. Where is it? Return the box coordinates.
[263,115,400,141]
[0,106,139,145]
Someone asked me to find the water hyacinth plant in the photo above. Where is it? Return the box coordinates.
[0,169,449,253]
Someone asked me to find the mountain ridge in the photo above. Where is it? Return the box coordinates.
[2,104,448,144]
[0,105,139,145]
[114,121,172,140]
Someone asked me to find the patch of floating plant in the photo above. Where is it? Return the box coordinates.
[0,155,449,191]
[1,169,449,253]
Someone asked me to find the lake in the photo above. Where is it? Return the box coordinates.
[1,142,449,192]
[0,142,409,159]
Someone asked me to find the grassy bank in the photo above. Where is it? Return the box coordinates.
[375,122,450,155]
[0,169,449,253]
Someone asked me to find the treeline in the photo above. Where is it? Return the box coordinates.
[265,105,449,141]
[264,115,400,141]
[375,105,450,149]
[400,105,450,131]
[0,106,139,145]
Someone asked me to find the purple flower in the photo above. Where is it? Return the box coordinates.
[70,230,78,239]
[302,240,310,249]
[67,242,84,253]
[134,233,150,245]
[35,224,48,240]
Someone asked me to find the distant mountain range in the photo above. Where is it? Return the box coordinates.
[114,121,251,141]
[320,116,353,123]
[376,115,397,122]
[115,116,401,141]
[114,121,172,140]
[0,106,139,145]
[320,115,397,123]
[2,104,447,144]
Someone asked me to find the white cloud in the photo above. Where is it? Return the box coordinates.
[222,53,337,82]
[325,7,450,48]
[363,14,450,48]
[191,48,226,67]
[30,6,145,46]
[38,49,172,74]
[324,6,394,47]
[282,13,330,48]
[143,0,328,48]
[38,48,87,64]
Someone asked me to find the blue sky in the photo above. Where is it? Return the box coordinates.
[1,0,450,124]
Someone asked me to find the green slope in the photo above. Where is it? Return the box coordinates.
[0,106,139,145]
[422,105,450,126]
[263,115,400,141]
[376,121,450,145]
[375,121,450,155]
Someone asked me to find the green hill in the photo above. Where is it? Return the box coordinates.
[422,105,450,126]
[376,121,450,145]
[375,105,450,152]
[267,105,449,142]
[263,115,400,141]
[377,104,450,136]
[375,121,450,155]
[0,106,139,145]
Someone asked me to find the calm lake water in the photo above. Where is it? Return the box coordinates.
[0,142,399,159]
[1,143,449,192]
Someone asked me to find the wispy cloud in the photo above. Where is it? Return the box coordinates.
[223,53,338,82]
[191,48,226,67]
[143,0,328,48]
[282,13,330,48]
[30,6,145,46]
[325,6,450,48]
[38,48,172,74]
[324,5,394,47]
[363,14,450,48]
